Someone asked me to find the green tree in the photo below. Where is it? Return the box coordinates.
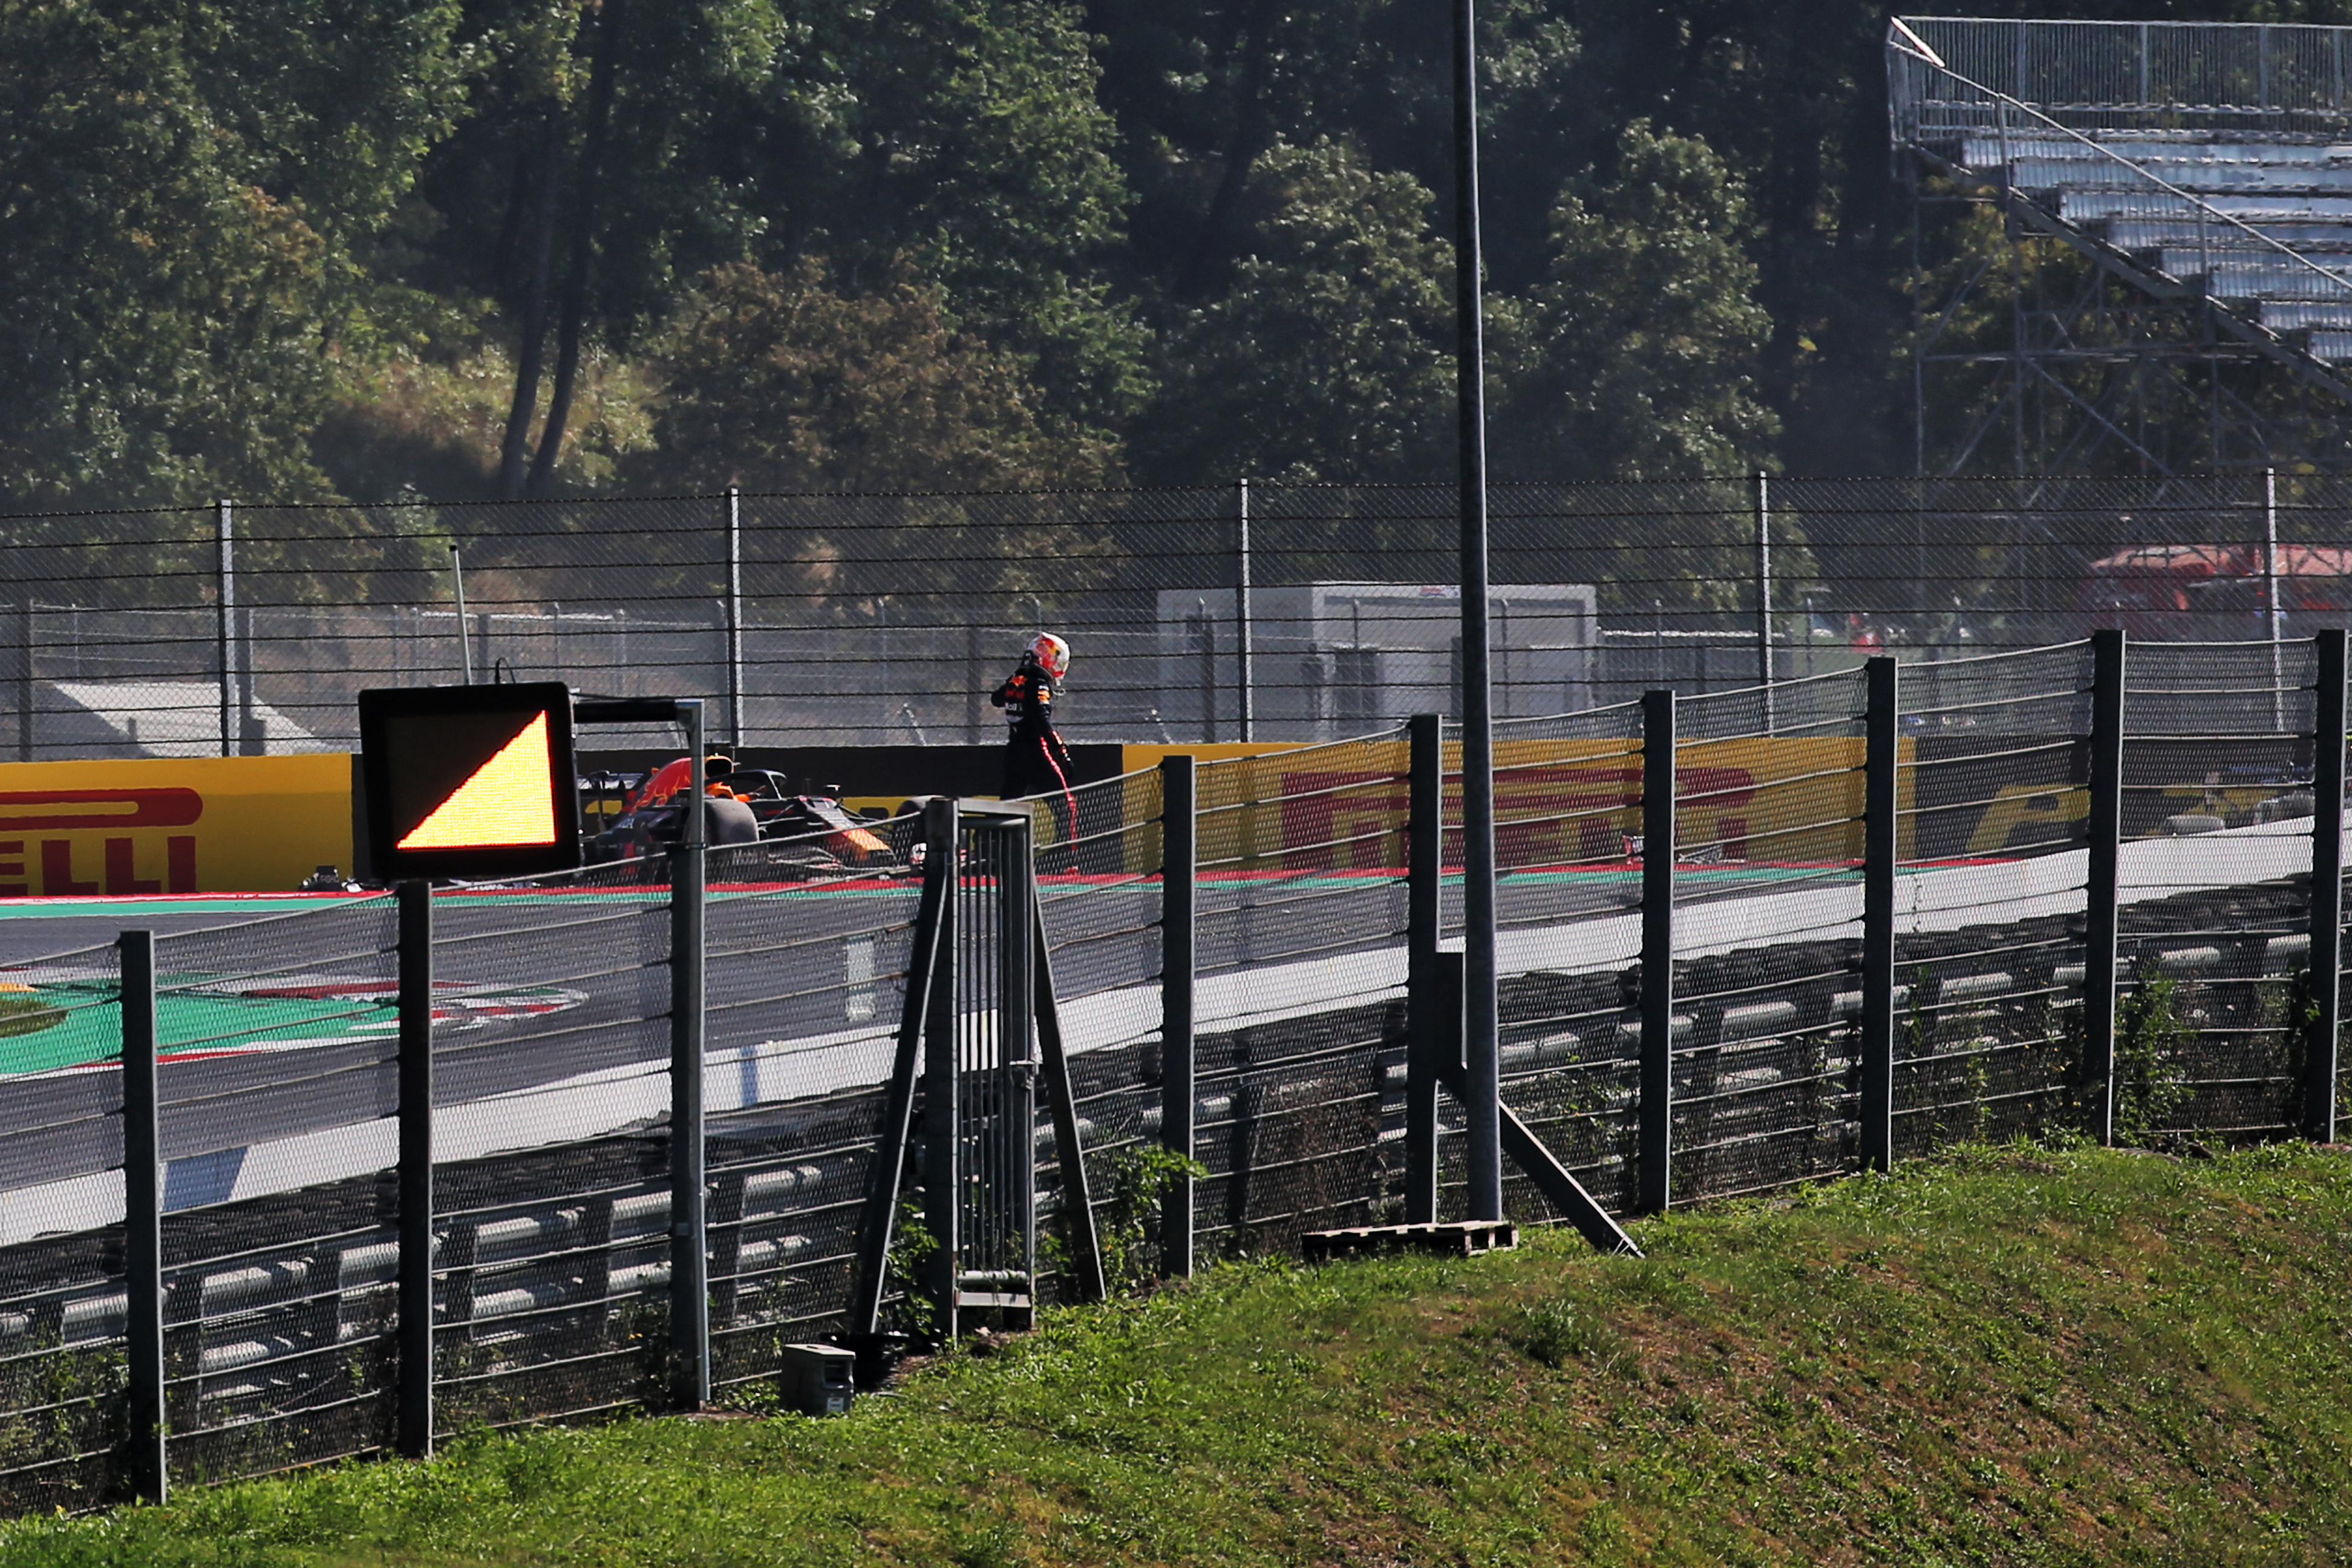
[642,258,1116,492]
[633,257,1124,625]
[0,0,465,509]
[714,0,1149,467]
[1492,122,1777,482]
[1135,139,1454,484]
[392,0,769,499]
[1535,0,1896,473]
[1084,0,1579,301]
[384,0,1149,498]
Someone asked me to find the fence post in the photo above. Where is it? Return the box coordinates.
[1235,479,1253,743]
[964,623,984,745]
[2267,468,2285,732]
[725,487,745,750]
[2084,628,2126,1145]
[1861,658,1899,1171]
[216,498,234,758]
[237,605,261,755]
[1405,713,1443,1223]
[1754,471,1774,733]
[13,597,28,762]
[119,929,165,1504]
[396,882,434,1458]
[1159,754,1196,1277]
[450,546,473,685]
[668,704,708,1408]
[1001,811,1037,1287]
[848,798,953,1336]
[1639,688,1676,1213]
[923,808,961,1338]
[1194,603,1218,742]
[2307,629,2347,1142]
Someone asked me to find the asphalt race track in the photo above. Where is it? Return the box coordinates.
[0,818,2319,1247]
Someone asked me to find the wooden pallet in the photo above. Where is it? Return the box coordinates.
[1300,1220,1518,1263]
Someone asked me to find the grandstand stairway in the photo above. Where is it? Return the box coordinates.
[1955,133,2352,373]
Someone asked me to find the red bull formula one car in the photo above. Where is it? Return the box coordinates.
[584,759,918,879]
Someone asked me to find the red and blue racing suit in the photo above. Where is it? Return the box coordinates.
[991,658,1076,848]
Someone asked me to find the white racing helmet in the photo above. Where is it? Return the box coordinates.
[1028,632,1071,679]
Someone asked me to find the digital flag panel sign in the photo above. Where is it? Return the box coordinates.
[359,683,582,879]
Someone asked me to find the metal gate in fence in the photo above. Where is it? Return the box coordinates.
[851,798,1102,1344]
[932,805,1037,1332]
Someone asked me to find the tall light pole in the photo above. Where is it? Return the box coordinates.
[1454,0,1501,1221]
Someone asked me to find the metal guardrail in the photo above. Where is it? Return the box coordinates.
[1894,16,2352,137]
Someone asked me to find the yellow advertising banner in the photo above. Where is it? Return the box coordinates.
[1117,737,1907,872]
[0,754,353,896]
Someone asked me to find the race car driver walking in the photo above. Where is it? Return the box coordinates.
[991,632,1077,854]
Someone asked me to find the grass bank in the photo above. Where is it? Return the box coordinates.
[9,1142,2352,1566]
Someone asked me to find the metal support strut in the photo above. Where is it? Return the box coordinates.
[397,882,434,1458]
[1034,898,1105,1301]
[849,799,954,1338]
[2084,629,2126,1145]
[1860,658,1900,1171]
[1639,690,1677,1213]
[1160,756,1197,1277]
[2307,629,2347,1142]
[120,930,165,1504]
[669,703,708,1408]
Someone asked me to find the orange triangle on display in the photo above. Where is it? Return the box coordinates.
[397,711,558,850]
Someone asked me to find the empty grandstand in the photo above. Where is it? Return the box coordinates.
[1892,16,2352,474]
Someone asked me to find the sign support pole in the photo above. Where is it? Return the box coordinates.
[120,930,166,1504]
[217,499,235,757]
[397,881,435,1457]
[668,702,708,1409]
[2307,629,2346,1142]
[1639,688,1677,1213]
[1159,755,1197,1277]
[1861,657,1899,1171]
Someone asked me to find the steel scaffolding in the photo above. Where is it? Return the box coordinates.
[1893,16,2352,478]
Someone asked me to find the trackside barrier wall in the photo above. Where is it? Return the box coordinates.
[1892,644,2094,1156]
[0,942,124,1512]
[1477,699,1648,1220]
[1192,733,1410,1257]
[4,633,2352,1511]
[1022,769,1164,1296]
[1665,673,1870,1204]
[152,899,402,1487]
